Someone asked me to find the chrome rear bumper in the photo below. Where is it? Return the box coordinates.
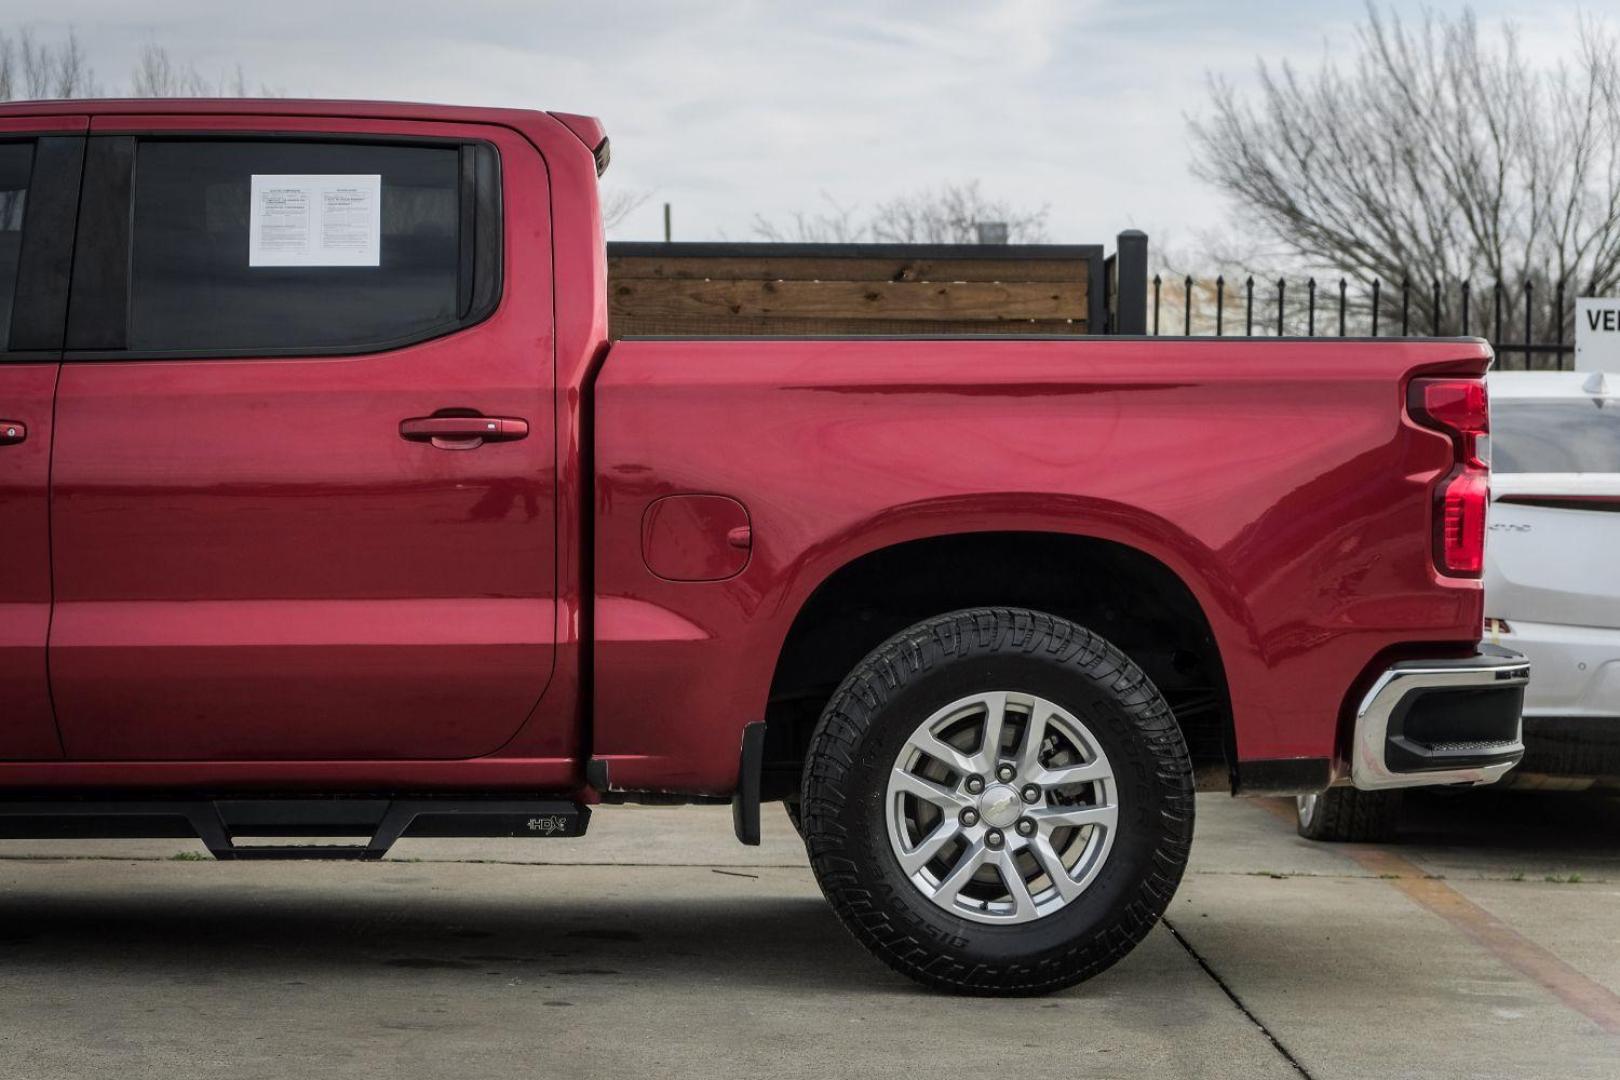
[1351,645,1531,791]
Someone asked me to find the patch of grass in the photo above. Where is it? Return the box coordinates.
[1509,871,1525,882]
[1543,872,1584,884]
[1378,873,1401,880]
[169,851,209,862]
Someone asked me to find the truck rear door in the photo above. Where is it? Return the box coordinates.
[0,120,83,760]
[47,114,560,761]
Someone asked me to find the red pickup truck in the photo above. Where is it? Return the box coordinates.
[0,100,1528,994]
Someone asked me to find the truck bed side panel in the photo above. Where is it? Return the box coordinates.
[591,337,1487,794]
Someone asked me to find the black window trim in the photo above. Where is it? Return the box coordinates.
[0,131,86,361]
[64,134,133,352]
[61,130,504,362]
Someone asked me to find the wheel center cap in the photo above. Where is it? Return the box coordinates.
[978,784,1023,828]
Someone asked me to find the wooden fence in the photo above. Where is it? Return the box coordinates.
[606,238,1148,338]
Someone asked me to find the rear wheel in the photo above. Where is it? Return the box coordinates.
[801,607,1194,995]
[1295,788,1402,842]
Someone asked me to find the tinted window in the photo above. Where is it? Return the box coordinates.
[1492,400,1620,473]
[129,140,461,352]
[0,142,32,348]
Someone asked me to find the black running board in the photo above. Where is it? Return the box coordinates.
[0,797,589,860]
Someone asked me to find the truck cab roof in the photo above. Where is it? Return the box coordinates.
[0,97,605,149]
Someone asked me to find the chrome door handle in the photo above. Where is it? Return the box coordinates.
[0,420,24,446]
[399,415,528,450]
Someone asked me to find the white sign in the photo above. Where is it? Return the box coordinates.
[248,174,381,267]
[1576,297,1620,373]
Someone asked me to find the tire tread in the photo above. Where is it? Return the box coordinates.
[1297,787,1402,843]
[801,607,1194,995]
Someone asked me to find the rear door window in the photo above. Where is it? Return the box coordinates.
[65,134,501,358]
[1491,400,1620,473]
[0,141,32,347]
[129,140,461,353]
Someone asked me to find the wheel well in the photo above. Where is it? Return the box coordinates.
[763,531,1233,798]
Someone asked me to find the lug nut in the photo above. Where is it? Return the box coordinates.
[1021,785,1041,804]
[965,776,985,795]
[959,808,979,827]
[1016,818,1036,837]
[985,829,1004,849]
[996,763,1016,782]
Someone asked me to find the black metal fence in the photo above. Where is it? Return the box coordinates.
[1148,272,1574,369]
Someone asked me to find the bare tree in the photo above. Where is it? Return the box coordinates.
[132,43,216,97]
[753,182,1048,244]
[871,181,1048,244]
[601,187,652,233]
[131,44,278,97]
[751,192,867,242]
[0,28,99,100]
[2,32,273,100]
[1189,4,1620,339]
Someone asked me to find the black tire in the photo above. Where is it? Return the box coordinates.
[1295,788,1402,842]
[800,607,1194,995]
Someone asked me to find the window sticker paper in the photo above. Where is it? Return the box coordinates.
[249,174,381,267]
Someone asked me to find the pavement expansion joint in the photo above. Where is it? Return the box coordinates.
[1162,915,1315,1080]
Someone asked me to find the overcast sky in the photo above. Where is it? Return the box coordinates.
[2,1,1590,248]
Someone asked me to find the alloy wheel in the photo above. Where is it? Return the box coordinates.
[884,690,1117,924]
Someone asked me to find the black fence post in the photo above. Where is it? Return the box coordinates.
[1276,278,1286,336]
[1371,279,1381,336]
[1524,280,1534,363]
[1461,281,1471,336]
[1338,278,1347,336]
[1184,275,1193,337]
[1152,275,1161,336]
[1245,276,1254,335]
[1113,230,1148,335]
[1216,276,1225,336]
[1307,278,1316,337]
[1556,279,1567,368]
[1094,251,1112,333]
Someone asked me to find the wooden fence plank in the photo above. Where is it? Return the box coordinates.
[609,278,1087,322]
[610,254,1090,285]
[611,315,1086,338]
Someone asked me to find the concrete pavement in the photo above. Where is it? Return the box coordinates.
[2,791,1618,1079]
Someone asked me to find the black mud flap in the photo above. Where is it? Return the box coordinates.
[732,721,766,846]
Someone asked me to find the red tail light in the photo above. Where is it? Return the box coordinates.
[1407,377,1489,577]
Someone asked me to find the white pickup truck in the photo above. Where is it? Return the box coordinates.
[1486,370,1620,785]
[1299,369,1620,841]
